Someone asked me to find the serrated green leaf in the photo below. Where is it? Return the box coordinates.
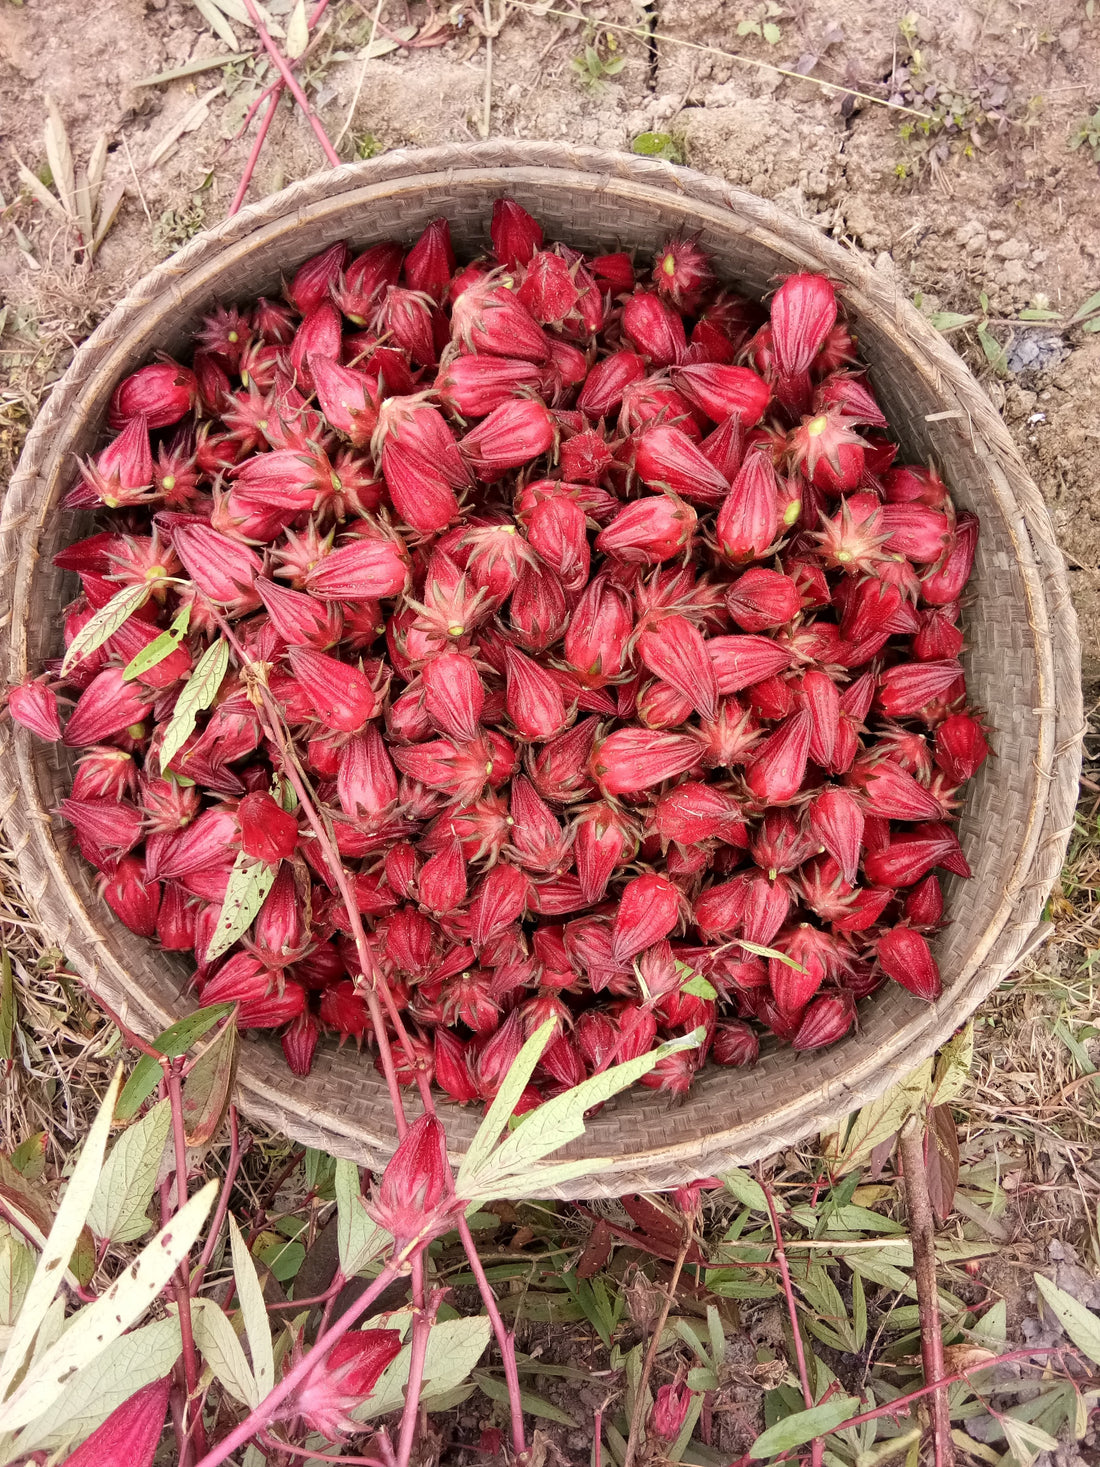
[720,1166,781,1214]
[0,950,13,1068]
[762,20,782,42]
[122,604,190,681]
[474,1370,577,1425]
[633,131,676,157]
[354,1316,491,1421]
[60,582,152,675]
[285,0,308,56]
[115,1003,234,1123]
[1034,1273,1100,1366]
[8,1133,46,1182]
[160,638,229,773]
[680,972,718,1000]
[930,1024,973,1107]
[229,1215,274,1398]
[750,1395,861,1457]
[823,1058,934,1174]
[929,311,976,331]
[86,1098,171,1244]
[459,1029,704,1201]
[0,1068,121,1400]
[0,1229,35,1329]
[0,1179,215,1431]
[181,1018,238,1146]
[190,1296,256,1408]
[13,1316,182,1454]
[334,1157,390,1277]
[205,853,275,965]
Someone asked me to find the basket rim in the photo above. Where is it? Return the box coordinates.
[0,142,1083,1195]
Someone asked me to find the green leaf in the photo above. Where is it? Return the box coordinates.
[0,1180,215,1432]
[8,1133,47,1182]
[0,950,13,1068]
[13,1316,182,1453]
[680,972,718,1000]
[229,1215,275,1399]
[115,1003,234,1123]
[181,1016,238,1146]
[1033,1273,1100,1366]
[737,939,806,972]
[929,311,976,331]
[1069,289,1100,322]
[632,131,677,158]
[334,1157,390,1277]
[132,52,251,85]
[122,604,190,681]
[1016,308,1062,321]
[256,1235,305,1284]
[721,1166,781,1214]
[929,1023,973,1107]
[285,0,308,56]
[303,1148,336,1195]
[355,1316,491,1421]
[191,0,239,45]
[86,1098,171,1244]
[205,853,275,964]
[0,1227,35,1329]
[456,1019,558,1194]
[822,1058,934,1174]
[1000,1413,1059,1462]
[159,638,229,773]
[474,1370,577,1426]
[60,582,151,675]
[1081,318,1100,333]
[190,1297,256,1408]
[0,1068,122,1401]
[750,1395,861,1457]
[977,324,1008,376]
[459,1029,704,1200]
[762,20,782,42]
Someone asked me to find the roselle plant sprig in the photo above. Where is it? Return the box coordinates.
[10,201,989,1115]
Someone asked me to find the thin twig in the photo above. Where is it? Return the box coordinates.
[622,1224,693,1467]
[899,1115,955,1467]
[457,1214,527,1458]
[502,0,935,119]
[334,0,385,152]
[241,0,341,167]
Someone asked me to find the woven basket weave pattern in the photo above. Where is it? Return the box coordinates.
[0,143,1082,1196]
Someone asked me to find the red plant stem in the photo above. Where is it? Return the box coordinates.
[193,1105,244,1289]
[240,0,341,167]
[457,1214,526,1459]
[898,1115,954,1467]
[192,1260,402,1467]
[622,1225,693,1467]
[80,983,175,1065]
[395,1288,444,1467]
[258,1435,389,1466]
[721,1349,1075,1467]
[232,0,332,140]
[166,1060,207,1461]
[229,86,281,216]
[759,1173,814,1412]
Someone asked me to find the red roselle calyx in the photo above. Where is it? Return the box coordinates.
[37,209,984,1099]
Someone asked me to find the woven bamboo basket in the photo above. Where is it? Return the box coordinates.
[0,142,1082,1197]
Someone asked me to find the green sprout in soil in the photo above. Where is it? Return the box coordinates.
[1069,106,1100,162]
[572,33,625,91]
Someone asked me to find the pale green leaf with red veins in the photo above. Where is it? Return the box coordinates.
[353,1316,492,1421]
[181,1018,238,1147]
[822,1057,935,1175]
[334,1158,390,1279]
[190,1297,256,1409]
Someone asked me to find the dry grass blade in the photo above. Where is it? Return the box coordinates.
[191,0,239,47]
[92,182,126,257]
[85,132,108,219]
[11,154,68,223]
[147,88,225,168]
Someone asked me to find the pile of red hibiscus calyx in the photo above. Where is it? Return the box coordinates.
[9,197,989,1103]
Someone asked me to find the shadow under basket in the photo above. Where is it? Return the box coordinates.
[0,142,1082,1197]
